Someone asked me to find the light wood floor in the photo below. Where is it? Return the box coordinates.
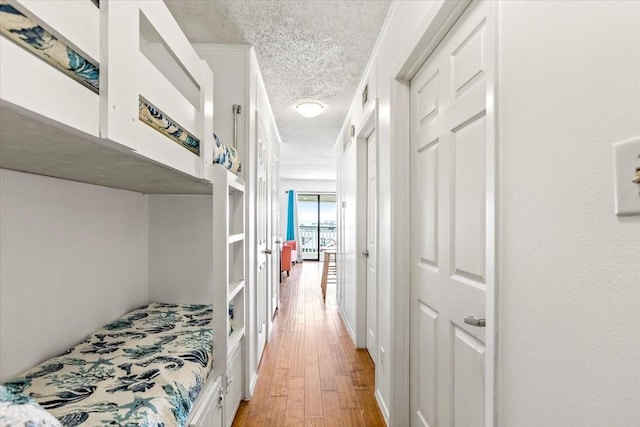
[232,261,386,426]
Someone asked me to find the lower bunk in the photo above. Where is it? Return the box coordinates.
[0,302,242,427]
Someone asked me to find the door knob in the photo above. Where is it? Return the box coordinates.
[464,316,486,327]
[263,249,273,255]
[362,250,370,257]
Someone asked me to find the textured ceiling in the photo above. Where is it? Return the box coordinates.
[164,0,391,181]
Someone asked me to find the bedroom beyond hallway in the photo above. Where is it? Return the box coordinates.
[232,262,385,426]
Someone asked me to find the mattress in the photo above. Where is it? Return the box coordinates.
[2,303,214,427]
[139,98,201,156]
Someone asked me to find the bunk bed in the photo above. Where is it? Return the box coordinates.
[0,0,239,193]
[0,0,244,425]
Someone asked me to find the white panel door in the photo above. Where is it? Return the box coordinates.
[256,116,268,359]
[409,1,494,426]
[268,151,279,332]
[366,132,377,363]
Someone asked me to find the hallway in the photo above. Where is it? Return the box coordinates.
[232,262,385,426]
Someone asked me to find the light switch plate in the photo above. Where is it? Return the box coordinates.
[613,137,640,216]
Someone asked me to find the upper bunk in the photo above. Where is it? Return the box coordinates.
[0,0,237,194]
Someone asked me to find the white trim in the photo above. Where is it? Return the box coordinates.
[393,0,473,81]
[389,78,411,427]
[389,1,498,426]
[338,303,356,344]
[375,388,390,425]
[246,370,258,399]
[485,2,499,424]
[192,43,252,53]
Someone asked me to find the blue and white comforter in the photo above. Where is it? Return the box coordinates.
[1,385,62,426]
[3,303,214,427]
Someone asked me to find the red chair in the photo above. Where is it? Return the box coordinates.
[281,244,292,278]
[284,240,298,263]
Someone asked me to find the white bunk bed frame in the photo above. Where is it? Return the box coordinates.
[0,1,240,425]
[0,0,215,193]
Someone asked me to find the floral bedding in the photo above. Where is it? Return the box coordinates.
[139,98,201,156]
[0,1,99,92]
[2,303,214,427]
[1,385,62,427]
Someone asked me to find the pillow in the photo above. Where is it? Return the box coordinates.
[0,385,62,427]
[213,133,241,174]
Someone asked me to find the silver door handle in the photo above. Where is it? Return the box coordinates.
[362,250,369,257]
[464,316,486,327]
[263,249,273,255]
[275,239,282,244]
[218,389,224,408]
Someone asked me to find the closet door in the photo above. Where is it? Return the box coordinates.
[409,1,496,425]
[256,114,268,359]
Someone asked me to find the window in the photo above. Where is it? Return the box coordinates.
[297,193,337,261]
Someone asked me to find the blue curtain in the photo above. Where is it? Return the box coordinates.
[286,190,295,241]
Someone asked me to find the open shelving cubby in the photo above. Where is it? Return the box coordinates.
[210,164,245,427]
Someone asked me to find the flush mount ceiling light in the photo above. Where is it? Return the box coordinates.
[295,101,325,118]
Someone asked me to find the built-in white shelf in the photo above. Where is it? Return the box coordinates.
[228,233,244,244]
[228,179,244,193]
[229,280,244,302]
[211,163,245,424]
[228,327,245,357]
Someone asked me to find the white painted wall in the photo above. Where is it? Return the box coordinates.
[338,0,640,425]
[336,1,444,421]
[280,143,336,181]
[0,169,148,382]
[497,2,640,425]
[148,195,213,304]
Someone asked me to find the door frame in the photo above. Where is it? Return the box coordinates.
[355,100,378,349]
[388,0,498,425]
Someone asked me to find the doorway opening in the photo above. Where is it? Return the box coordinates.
[297,193,337,261]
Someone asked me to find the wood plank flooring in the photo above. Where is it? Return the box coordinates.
[232,261,386,427]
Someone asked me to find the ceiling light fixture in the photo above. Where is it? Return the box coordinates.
[296,101,325,118]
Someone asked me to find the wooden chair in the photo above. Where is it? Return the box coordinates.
[321,249,336,301]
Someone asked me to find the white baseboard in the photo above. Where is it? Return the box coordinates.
[244,371,258,400]
[375,388,390,426]
[338,303,357,346]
